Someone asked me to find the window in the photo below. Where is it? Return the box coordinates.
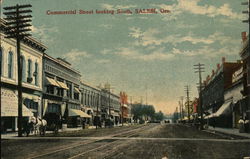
[8,51,13,78]
[84,91,87,105]
[20,56,26,82]
[34,62,38,85]
[27,59,32,78]
[46,85,54,94]
[67,83,72,98]
[0,48,2,76]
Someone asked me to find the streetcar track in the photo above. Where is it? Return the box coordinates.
[67,127,145,159]
[28,124,151,159]
[67,124,158,159]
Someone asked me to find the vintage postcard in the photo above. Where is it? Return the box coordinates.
[1,0,250,158]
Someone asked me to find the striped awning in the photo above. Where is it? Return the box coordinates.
[74,88,81,93]
[69,109,91,118]
[46,77,60,87]
[57,81,69,90]
[1,88,33,117]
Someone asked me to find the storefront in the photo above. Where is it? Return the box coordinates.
[1,88,33,132]
[22,93,41,118]
[43,99,66,130]
[67,108,91,128]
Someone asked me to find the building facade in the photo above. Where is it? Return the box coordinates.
[80,81,100,126]
[202,58,242,128]
[1,19,46,132]
[239,33,250,127]
[43,54,86,128]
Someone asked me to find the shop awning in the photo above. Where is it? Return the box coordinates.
[68,109,91,118]
[204,102,232,119]
[46,77,60,87]
[1,89,33,117]
[22,93,40,102]
[57,81,69,90]
[74,88,81,93]
[214,102,232,117]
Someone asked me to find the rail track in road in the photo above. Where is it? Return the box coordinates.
[27,124,155,159]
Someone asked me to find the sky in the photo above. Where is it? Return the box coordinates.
[1,0,249,114]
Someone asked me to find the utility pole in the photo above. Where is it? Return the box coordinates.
[184,85,190,122]
[178,101,181,120]
[3,4,32,137]
[194,63,205,130]
[96,93,99,129]
[180,96,184,119]
[146,86,147,106]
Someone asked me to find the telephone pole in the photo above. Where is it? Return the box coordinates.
[184,85,190,122]
[178,101,182,120]
[3,4,32,137]
[194,63,205,129]
[180,96,184,119]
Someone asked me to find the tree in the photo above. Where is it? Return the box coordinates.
[154,111,164,121]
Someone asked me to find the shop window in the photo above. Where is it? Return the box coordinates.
[8,51,13,78]
[47,104,60,113]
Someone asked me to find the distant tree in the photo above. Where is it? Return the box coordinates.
[132,104,156,121]
[154,111,164,121]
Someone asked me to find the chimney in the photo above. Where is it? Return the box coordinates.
[241,32,247,42]
[222,57,226,63]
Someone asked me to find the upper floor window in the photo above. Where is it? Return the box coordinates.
[0,48,2,76]
[20,56,26,82]
[27,59,32,83]
[8,51,13,78]
[34,62,38,86]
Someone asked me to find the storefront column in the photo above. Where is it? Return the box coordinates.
[38,98,42,118]
[15,117,18,131]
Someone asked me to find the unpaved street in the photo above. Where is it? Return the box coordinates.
[2,124,250,159]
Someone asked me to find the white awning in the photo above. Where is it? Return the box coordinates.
[22,93,40,102]
[1,89,33,117]
[205,102,232,119]
[46,77,60,87]
[57,81,69,90]
[214,102,232,117]
[68,109,91,118]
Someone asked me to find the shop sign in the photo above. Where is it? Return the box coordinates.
[232,67,243,83]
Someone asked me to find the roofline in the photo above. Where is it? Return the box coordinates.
[0,18,47,52]
[44,53,81,75]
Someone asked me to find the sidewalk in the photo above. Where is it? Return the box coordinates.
[206,126,250,139]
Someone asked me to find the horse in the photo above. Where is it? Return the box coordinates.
[29,117,47,136]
